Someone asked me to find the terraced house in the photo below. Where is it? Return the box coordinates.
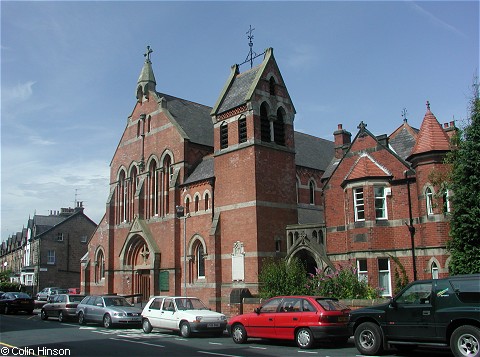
[81,47,454,313]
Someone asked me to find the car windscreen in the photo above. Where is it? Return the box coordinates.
[69,295,85,302]
[316,298,349,311]
[103,297,131,307]
[450,278,480,303]
[9,292,31,299]
[175,298,208,310]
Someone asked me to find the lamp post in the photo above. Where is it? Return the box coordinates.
[404,170,418,281]
[176,205,187,298]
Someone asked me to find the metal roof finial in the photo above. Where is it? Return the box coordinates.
[144,46,153,63]
[246,25,256,69]
[401,108,408,123]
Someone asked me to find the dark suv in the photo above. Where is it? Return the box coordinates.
[349,274,480,357]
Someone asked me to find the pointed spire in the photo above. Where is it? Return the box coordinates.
[410,101,450,157]
[136,46,157,101]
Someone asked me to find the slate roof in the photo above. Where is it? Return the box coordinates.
[183,156,214,185]
[294,132,335,171]
[158,93,214,147]
[32,215,67,236]
[388,120,419,160]
[217,66,260,114]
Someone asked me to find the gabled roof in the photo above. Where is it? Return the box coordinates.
[344,153,392,183]
[409,103,451,158]
[156,93,213,147]
[183,156,214,185]
[294,132,334,171]
[211,48,295,116]
[389,120,419,160]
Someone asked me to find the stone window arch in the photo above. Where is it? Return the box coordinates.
[425,186,434,215]
[188,236,207,281]
[203,190,211,211]
[309,179,316,205]
[274,106,286,146]
[95,248,105,283]
[194,193,200,213]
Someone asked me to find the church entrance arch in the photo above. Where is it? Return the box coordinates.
[292,249,318,275]
[124,235,151,301]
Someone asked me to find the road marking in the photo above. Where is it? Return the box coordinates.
[79,326,97,330]
[297,351,318,354]
[197,351,245,357]
[208,342,223,345]
[249,346,267,349]
[110,338,164,348]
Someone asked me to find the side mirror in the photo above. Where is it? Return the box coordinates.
[389,298,398,308]
[254,307,261,314]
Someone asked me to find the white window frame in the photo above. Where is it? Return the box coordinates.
[426,187,434,215]
[47,250,56,265]
[378,258,391,296]
[357,259,368,283]
[57,233,64,242]
[374,186,388,219]
[443,189,451,213]
[431,262,439,279]
[354,187,365,221]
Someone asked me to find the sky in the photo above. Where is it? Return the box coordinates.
[1,1,478,241]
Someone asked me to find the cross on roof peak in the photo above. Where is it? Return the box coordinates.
[144,46,153,62]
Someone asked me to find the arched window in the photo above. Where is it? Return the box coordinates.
[129,166,138,222]
[137,121,141,137]
[95,250,105,283]
[312,231,318,244]
[309,181,315,205]
[194,195,199,212]
[260,102,271,142]
[238,115,247,143]
[269,77,276,96]
[220,122,228,149]
[319,230,324,245]
[147,116,151,133]
[185,197,190,214]
[204,193,209,211]
[296,179,300,203]
[149,161,158,217]
[431,261,439,279]
[274,108,285,146]
[118,170,127,223]
[162,155,172,215]
[443,189,451,214]
[426,187,434,215]
[196,244,205,278]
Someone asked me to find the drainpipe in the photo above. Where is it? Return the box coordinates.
[404,170,418,281]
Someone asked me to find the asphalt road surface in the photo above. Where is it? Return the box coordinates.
[0,311,454,357]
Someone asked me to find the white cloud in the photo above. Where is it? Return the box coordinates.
[2,81,36,104]
[410,2,466,37]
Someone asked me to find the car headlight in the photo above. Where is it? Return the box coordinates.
[220,315,227,321]
[195,316,203,322]
[113,312,126,317]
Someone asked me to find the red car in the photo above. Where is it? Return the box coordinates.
[227,296,351,349]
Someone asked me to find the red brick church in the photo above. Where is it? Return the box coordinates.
[81,46,453,311]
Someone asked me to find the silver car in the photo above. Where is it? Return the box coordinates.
[76,295,142,328]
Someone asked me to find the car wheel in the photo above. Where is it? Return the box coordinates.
[231,323,247,344]
[354,322,383,356]
[179,321,191,338]
[450,325,480,357]
[41,309,48,320]
[58,311,64,322]
[103,314,113,329]
[296,327,314,349]
[142,319,153,333]
[78,311,86,325]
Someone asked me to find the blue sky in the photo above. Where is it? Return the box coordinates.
[1,1,478,240]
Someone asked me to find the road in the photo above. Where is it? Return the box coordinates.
[0,312,453,357]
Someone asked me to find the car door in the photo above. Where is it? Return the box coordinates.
[247,298,282,338]
[89,297,105,323]
[160,298,177,330]
[275,298,302,339]
[385,281,437,341]
[145,298,164,328]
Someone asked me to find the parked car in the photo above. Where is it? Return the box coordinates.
[349,274,480,357]
[36,287,61,301]
[41,294,85,322]
[0,292,35,314]
[141,296,227,337]
[76,295,142,328]
[68,288,80,294]
[227,296,351,349]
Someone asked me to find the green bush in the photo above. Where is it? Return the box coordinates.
[306,262,380,299]
[258,257,310,299]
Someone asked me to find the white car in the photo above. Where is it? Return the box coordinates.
[141,296,227,337]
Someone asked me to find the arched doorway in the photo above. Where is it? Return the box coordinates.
[124,235,151,301]
[292,249,318,275]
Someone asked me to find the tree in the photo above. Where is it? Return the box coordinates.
[447,81,480,275]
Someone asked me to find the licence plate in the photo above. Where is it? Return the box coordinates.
[21,301,29,304]
[207,323,220,328]
[338,316,348,322]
